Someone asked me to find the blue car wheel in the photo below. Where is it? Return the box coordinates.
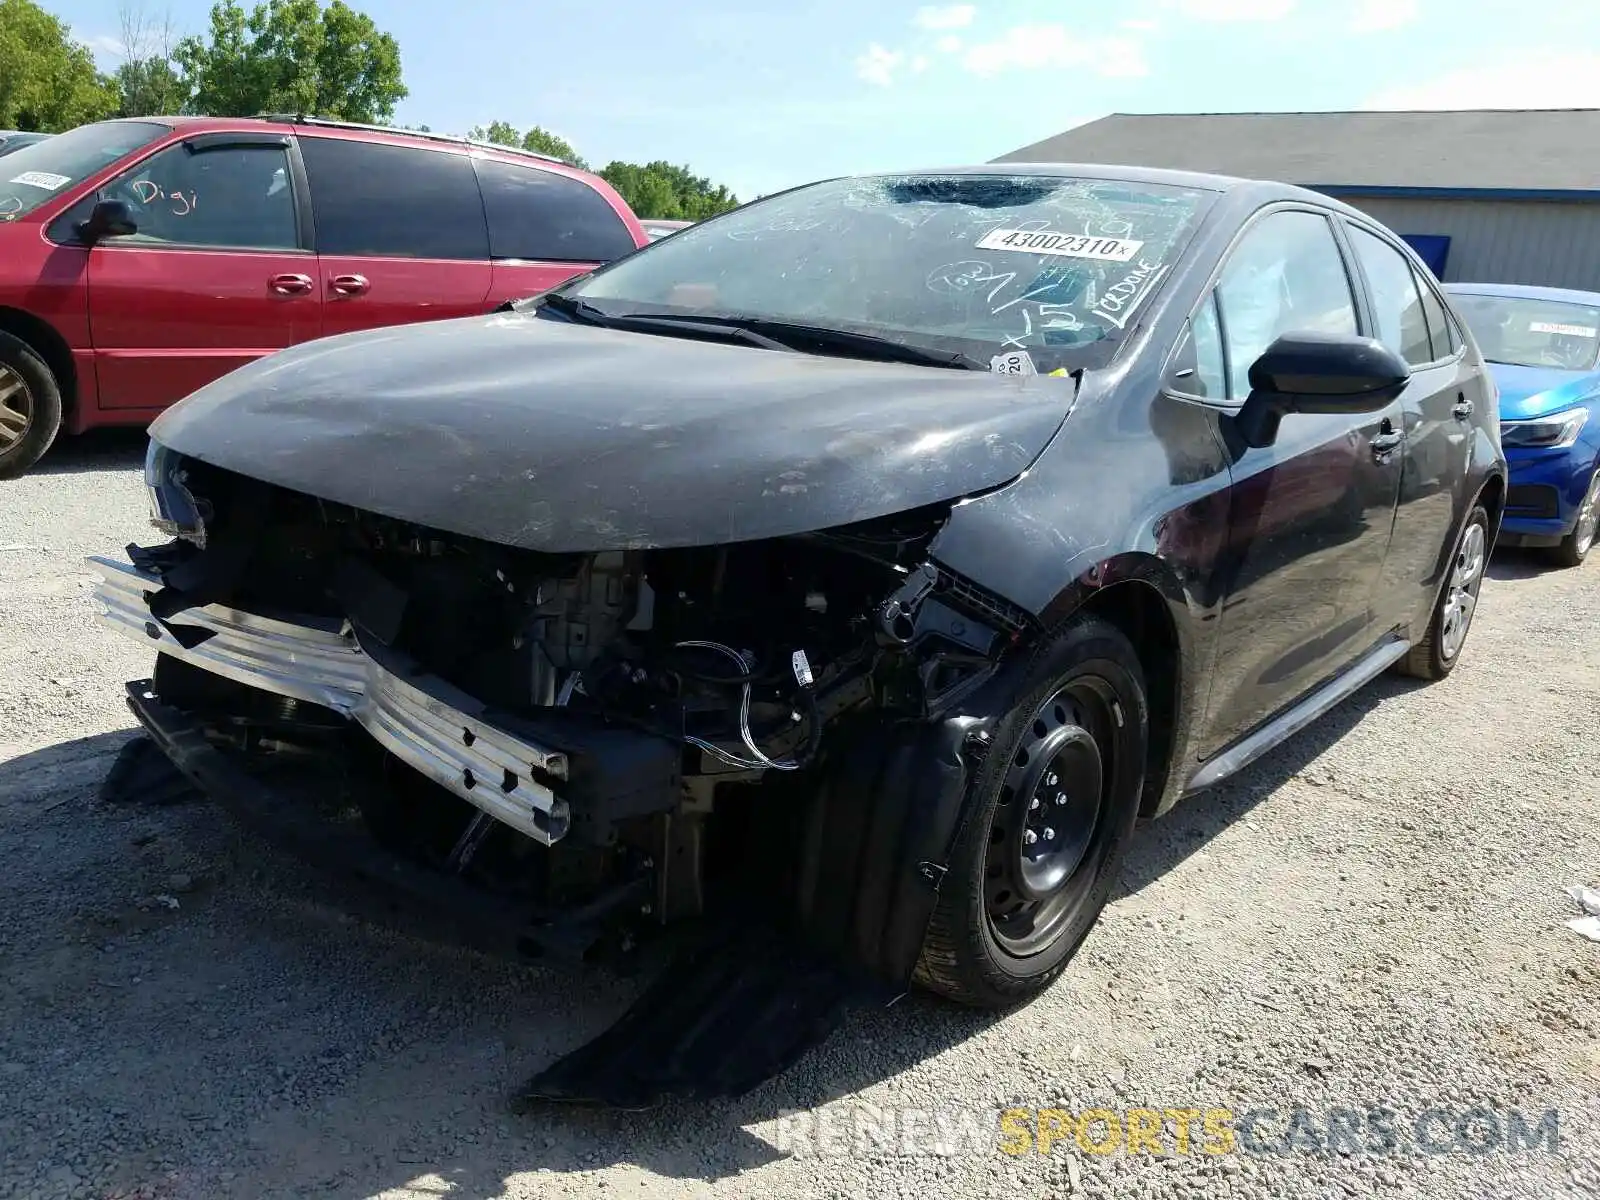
[1548,462,1600,568]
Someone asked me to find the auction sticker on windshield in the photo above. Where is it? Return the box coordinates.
[9,171,71,190]
[976,228,1144,263]
[1529,321,1597,337]
[990,350,1038,376]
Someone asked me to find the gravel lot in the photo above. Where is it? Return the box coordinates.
[2,433,1598,1200]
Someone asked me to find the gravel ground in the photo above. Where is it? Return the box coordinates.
[2,432,1597,1200]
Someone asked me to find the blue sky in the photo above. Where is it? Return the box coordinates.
[47,0,1600,201]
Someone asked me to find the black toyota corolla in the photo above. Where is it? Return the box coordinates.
[92,165,1505,1106]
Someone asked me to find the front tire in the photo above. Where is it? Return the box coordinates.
[0,331,63,480]
[1397,503,1489,681]
[1545,465,1600,569]
[914,614,1148,1010]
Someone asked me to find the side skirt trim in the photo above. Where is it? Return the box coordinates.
[1184,635,1411,795]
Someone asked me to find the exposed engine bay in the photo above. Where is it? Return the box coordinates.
[98,450,1035,969]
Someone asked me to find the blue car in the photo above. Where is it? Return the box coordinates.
[1445,283,1600,567]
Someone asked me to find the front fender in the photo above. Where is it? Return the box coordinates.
[926,379,1237,817]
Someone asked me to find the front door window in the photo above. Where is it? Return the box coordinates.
[100,142,298,251]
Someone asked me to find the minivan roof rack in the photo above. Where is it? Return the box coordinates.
[253,113,574,167]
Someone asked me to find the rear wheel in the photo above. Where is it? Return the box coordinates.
[914,614,1147,1010]
[1544,465,1600,569]
[1397,504,1489,681]
[0,331,63,480]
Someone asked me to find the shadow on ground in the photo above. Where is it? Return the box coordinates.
[34,428,150,476]
[0,670,1421,1198]
[1487,544,1563,582]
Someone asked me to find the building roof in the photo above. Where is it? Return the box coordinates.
[1443,281,1600,306]
[993,110,1600,197]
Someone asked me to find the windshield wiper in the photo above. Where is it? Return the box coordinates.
[684,317,989,371]
[540,298,987,370]
[606,313,796,353]
[537,292,611,325]
[538,296,793,353]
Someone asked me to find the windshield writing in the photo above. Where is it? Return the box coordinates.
[564,174,1212,371]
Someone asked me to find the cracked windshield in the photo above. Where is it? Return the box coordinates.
[569,173,1211,371]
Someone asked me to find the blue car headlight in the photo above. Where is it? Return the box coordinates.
[1500,406,1589,450]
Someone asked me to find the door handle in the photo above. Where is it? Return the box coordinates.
[1452,394,1474,420]
[269,273,314,296]
[1370,429,1404,458]
[329,273,370,297]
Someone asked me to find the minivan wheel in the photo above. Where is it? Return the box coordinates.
[913,614,1147,1010]
[1544,465,1600,569]
[0,332,63,480]
[1396,503,1490,681]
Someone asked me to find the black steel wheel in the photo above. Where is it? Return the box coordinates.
[983,679,1116,956]
[915,613,1148,1009]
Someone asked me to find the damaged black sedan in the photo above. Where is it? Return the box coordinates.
[91,166,1505,1104]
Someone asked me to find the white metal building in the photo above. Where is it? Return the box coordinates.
[994,110,1600,289]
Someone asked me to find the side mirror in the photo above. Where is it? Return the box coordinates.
[75,198,137,243]
[1234,332,1409,448]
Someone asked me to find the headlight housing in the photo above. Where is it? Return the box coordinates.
[144,440,208,546]
[1500,406,1589,450]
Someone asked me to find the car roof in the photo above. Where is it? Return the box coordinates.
[836,162,1368,216]
[91,114,601,181]
[1442,281,1600,306]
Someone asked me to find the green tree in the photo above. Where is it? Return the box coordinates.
[600,160,740,221]
[115,55,186,116]
[174,0,406,122]
[112,5,188,117]
[461,119,741,220]
[468,119,585,168]
[0,0,119,131]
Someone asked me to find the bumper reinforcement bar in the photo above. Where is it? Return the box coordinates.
[89,555,571,845]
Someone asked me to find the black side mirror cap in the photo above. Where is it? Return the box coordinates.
[1234,332,1410,448]
[75,198,136,243]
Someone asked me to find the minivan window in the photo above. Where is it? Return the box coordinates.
[96,142,298,250]
[299,136,489,260]
[0,120,166,220]
[475,158,636,263]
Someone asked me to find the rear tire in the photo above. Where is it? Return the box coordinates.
[1543,465,1600,569]
[1397,503,1489,681]
[913,614,1148,1010]
[0,331,63,480]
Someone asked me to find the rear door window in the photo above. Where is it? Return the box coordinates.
[474,158,637,263]
[1347,226,1433,366]
[1411,267,1461,361]
[299,136,489,260]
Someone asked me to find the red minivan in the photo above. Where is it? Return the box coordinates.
[0,116,649,477]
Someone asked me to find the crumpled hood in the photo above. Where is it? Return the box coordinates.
[1488,362,1600,421]
[149,311,1075,552]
